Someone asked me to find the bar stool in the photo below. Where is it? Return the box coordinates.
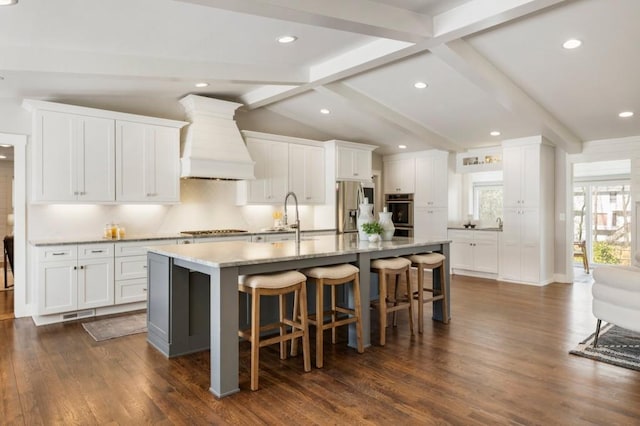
[297,264,364,368]
[238,270,311,391]
[407,252,448,333]
[370,257,414,346]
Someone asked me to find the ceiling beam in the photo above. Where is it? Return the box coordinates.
[236,0,567,109]
[318,82,462,152]
[429,39,582,153]
[175,0,433,42]
[0,45,307,86]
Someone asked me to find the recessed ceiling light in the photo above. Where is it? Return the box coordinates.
[277,35,297,44]
[0,0,18,5]
[195,82,209,88]
[562,39,582,49]
[490,131,501,136]
[414,81,428,89]
[0,155,6,159]
[619,111,634,118]
[320,108,330,115]
[398,144,407,149]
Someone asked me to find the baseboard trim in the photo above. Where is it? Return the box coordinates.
[32,302,146,326]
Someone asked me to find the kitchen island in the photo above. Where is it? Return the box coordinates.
[146,234,450,398]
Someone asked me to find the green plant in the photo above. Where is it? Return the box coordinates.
[361,221,383,235]
[593,241,620,265]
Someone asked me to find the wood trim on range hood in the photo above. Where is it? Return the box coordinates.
[179,95,255,180]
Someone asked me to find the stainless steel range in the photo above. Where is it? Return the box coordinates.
[180,229,248,236]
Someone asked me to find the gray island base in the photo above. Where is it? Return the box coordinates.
[146,234,450,398]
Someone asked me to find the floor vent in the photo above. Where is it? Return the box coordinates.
[61,309,95,321]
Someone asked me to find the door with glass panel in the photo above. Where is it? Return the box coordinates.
[573,183,632,267]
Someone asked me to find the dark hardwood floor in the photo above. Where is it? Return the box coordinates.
[2,274,639,425]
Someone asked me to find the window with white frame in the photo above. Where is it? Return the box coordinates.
[473,182,503,225]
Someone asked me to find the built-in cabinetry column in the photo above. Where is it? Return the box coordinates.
[499,136,554,285]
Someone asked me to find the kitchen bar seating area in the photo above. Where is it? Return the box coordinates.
[146,234,451,397]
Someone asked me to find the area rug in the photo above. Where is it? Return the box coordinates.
[570,323,640,371]
[82,312,147,342]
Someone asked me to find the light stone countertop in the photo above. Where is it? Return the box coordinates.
[147,234,450,268]
[29,228,336,246]
[447,227,502,232]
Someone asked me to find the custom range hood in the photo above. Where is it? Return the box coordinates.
[179,94,255,180]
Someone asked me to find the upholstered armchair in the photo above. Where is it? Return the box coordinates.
[591,252,640,347]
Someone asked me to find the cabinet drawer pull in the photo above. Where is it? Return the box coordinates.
[142,288,147,292]
[52,252,67,256]
[91,250,104,253]
[143,265,147,269]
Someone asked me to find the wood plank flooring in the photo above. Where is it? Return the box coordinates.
[2,275,639,425]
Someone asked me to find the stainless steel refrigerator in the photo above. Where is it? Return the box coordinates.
[336,181,374,234]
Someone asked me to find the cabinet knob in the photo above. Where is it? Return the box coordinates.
[142,288,147,292]
[143,265,147,269]
[73,266,77,270]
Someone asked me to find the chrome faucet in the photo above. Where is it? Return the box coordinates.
[496,217,503,229]
[284,191,300,244]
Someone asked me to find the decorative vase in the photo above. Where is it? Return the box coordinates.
[357,201,374,241]
[368,233,381,243]
[378,209,395,241]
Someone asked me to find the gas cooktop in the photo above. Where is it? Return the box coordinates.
[180,229,248,236]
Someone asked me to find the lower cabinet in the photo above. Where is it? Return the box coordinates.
[449,230,499,276]
[37,243,115,315]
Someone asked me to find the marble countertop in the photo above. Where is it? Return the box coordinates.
[147,234,450,268]
[448,226,502,232]
[29,229,336,246]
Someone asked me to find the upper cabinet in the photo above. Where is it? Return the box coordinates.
[414,151,448,207]
[241,138,289,204]
[237,131,325,205]
[502,142,540,208]
[23,99,187,204]
[289,143,325,204]
[115,121,181,203]
[31,110,115,202]
[383,155,415,194]
[332,141,376,182]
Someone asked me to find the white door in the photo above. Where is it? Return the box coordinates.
[116,121,146,201]
[499,208,522,280]
[149,126,180,202]
[77,116,115,202]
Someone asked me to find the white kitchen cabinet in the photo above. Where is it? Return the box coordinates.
[499,136,554,285]
[114,239,178,304]
[116,121,181,203]
[337,145,373,181]
[449,230,498,275]
[240,139,289,204]
[23,99,188,204]
[414,207,448,241]
[502,143,540,208]
[383,156,415,194]
[37,243,114,315]
[289,144,325,204]
[31,110,115,202]
[414,151,448,207]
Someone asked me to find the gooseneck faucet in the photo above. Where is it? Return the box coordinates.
[496,217,503,229]
[284,191,300,244]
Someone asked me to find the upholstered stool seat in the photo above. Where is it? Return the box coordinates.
[296,264,364,368]
[406,252,448,332]
[238,270,311,391]
[370,257,414,346]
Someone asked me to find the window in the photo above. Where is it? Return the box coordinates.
[473,182,503,225]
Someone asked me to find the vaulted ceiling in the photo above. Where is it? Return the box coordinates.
[1,0,638,155]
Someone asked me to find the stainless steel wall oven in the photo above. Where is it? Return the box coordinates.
[385,193,413,237]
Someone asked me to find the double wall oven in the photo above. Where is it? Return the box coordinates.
[385,193,413,237]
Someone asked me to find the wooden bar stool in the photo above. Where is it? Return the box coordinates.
[297,264,364,368]
[238,270,311,391]
[406,253,448,333]
[370,257,414,346]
